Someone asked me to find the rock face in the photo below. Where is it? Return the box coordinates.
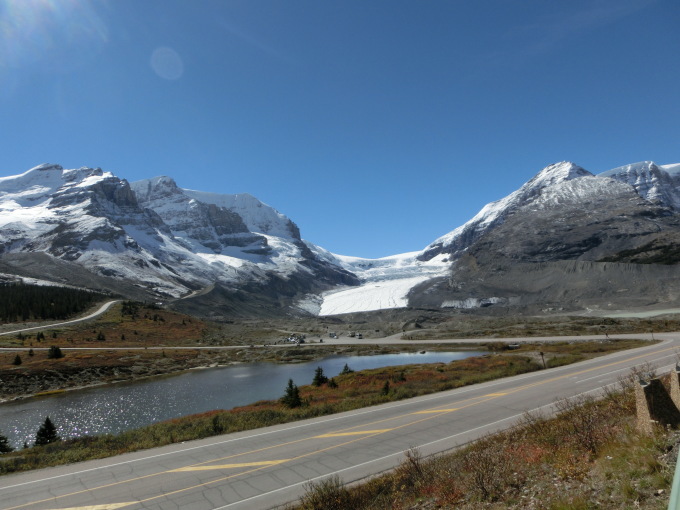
[409,160,680,313]
[0,164,358,316]
[130,176,266,254]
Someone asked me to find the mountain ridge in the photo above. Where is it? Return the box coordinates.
[1,159,679,317]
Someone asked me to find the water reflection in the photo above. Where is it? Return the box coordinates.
[0,351,481,449]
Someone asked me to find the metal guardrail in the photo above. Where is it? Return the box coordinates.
[669,448,680,510]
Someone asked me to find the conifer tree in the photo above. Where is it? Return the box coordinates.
[312,366,328,386]
[12,354,21,365]
[340,363,354,375]
[280,379,302,408]
[0,431,13,453]
[35,416,60,446]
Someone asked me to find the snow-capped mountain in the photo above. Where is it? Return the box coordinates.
[421,162,603,261]
[408,160,680,313]
[2,159,680,317]
[0,164,357,316]
[420,161,680,262]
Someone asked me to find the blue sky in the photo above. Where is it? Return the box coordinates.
[1,0,679,258]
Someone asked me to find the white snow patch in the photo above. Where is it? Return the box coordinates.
[660,163,680,175]
[319,275,432,315]
[308,244,449,315]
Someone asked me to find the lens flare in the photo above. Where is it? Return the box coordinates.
[150,46,184,81]
[0,0,108,71]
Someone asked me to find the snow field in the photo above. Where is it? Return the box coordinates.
[318,275,432,315]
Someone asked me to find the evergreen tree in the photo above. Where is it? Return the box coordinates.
[381,380,391,396]
[280,379,302,408]
[35,416,60,446]
[0,431,13,453]
[28,348,34,356]
[47,346,64,359]
[328,378,338,389]
[12,354,21,366]
[0,283,104,323]
[312,366,328,387]
[340,363,354,375]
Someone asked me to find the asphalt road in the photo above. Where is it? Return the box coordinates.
[1,333,678,510]
[0,300,120,337]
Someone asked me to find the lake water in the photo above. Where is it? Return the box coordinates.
[0,350,482,449]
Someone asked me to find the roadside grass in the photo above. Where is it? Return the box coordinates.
[0,339,654,475]
[292,376,679,510]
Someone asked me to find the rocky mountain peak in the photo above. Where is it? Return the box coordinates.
[599,161,680,210]
[182,189,302,240]
[131,175,180,201]
[521,161,591,192]
[418,162,595,262]
[32,163,64,172]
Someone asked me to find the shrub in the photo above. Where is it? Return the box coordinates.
[47,346,64,359]
[299,475,352,510]
[462,436,515,501]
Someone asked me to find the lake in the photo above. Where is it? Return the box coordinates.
[0,350,483,449]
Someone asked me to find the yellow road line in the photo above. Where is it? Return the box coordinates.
[45,504,135,510]
[485,392,508,396]
[315,429,393,438]
[412,408,459,414]
[120,428,408,509]
[172,460,289,471]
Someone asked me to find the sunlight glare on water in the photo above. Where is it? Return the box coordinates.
[0,351,481,449]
